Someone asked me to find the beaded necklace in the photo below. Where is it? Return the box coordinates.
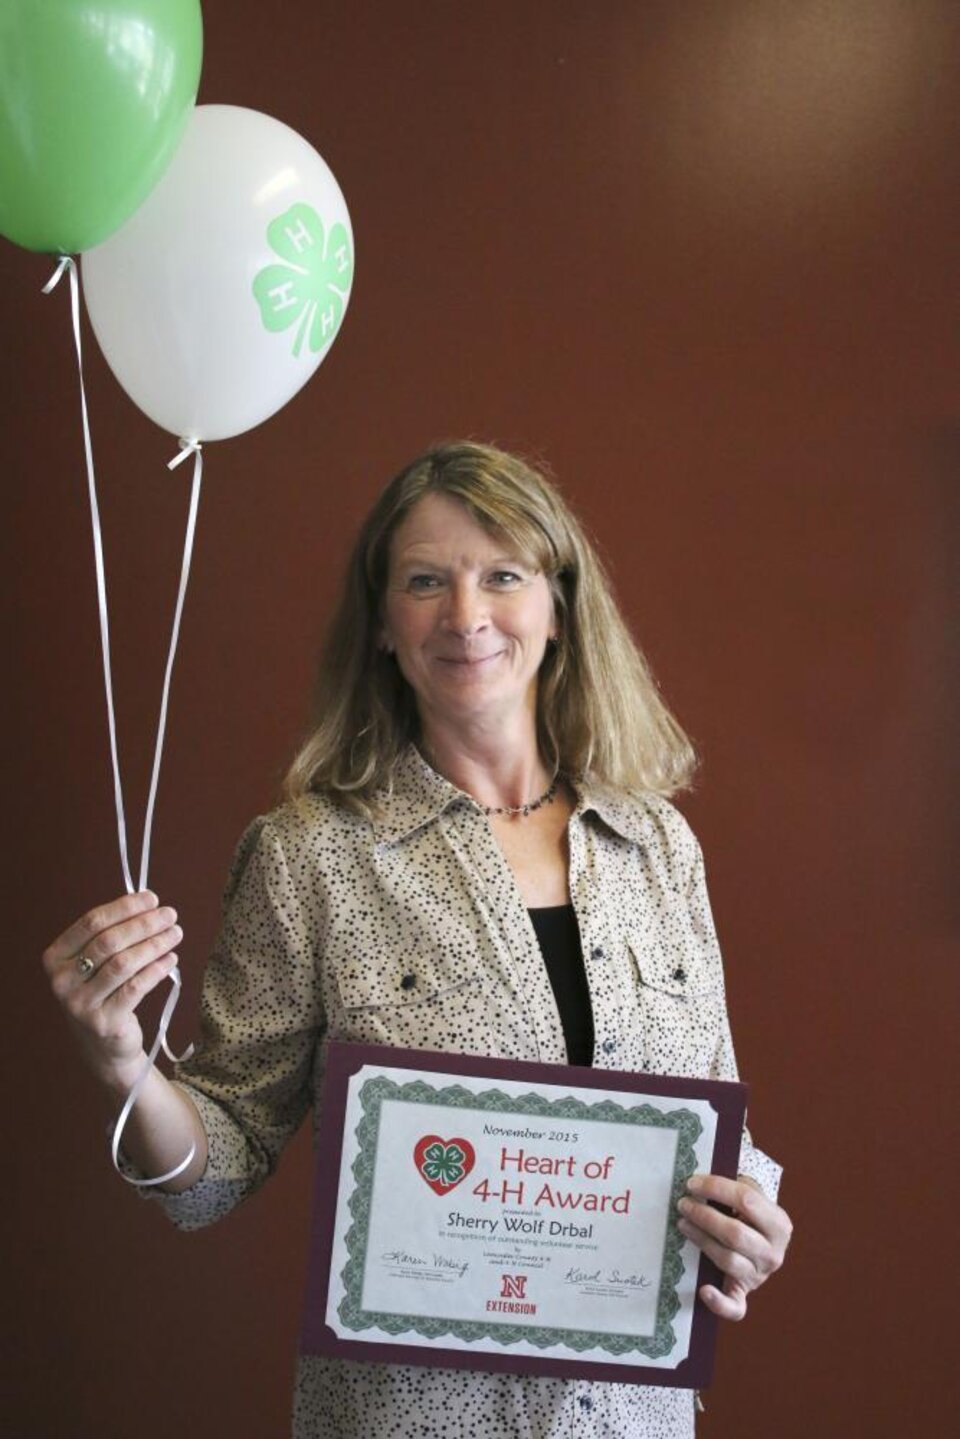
[481,776,559,818]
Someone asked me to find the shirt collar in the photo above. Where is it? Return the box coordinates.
[371,746,467,845]
[371,745,657,849]
[572,781,658,847]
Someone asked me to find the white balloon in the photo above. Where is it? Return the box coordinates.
[82,104,354,442]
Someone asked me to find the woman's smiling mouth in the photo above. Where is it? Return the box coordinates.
[435,651,504,668]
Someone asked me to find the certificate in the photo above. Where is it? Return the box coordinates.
[300,1043,746,1389]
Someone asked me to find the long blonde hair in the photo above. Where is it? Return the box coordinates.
[283,441,696,811]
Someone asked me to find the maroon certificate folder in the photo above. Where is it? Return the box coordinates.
[300,1042,747,1389]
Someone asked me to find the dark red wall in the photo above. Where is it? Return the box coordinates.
[4,3,957,1435]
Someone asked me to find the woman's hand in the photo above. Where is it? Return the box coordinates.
[676,1173,793,1321]
[42,890,183,1095]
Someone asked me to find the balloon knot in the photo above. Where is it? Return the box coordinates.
[168,438,202,470]
[41,255,75,294]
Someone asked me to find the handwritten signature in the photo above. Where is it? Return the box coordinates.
[563,1266,650,1288]
[381,1251,470,1279]
[382,1250,426,1266]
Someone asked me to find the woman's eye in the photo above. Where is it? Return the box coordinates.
[408,574,442,591]
[489,570,523,586]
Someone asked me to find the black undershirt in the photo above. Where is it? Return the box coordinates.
[528,904,595,1067]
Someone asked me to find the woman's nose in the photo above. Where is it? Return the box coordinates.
[443,581,488,635]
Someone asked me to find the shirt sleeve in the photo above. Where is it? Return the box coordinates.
[130,814,326,1230]
[684,824,784,1204]
[710,1012,784,1202]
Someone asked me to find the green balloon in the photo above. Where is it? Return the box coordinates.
[0,0,202,253]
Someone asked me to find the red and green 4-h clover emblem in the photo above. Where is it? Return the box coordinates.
[413,1134,476,1195]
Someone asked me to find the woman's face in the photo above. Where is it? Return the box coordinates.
[381,492,556,733]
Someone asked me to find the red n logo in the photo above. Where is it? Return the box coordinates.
[500,1273,527,1299]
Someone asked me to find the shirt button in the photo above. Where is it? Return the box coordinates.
[673,966,686,982]
[578,1394,593,1410]
[591,946,606,961]
[602,1039,616,1054]
[400,973,417,991]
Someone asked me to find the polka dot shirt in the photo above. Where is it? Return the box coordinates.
[148,746,781,1437]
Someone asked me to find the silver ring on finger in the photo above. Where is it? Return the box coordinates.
[76,953,97,981]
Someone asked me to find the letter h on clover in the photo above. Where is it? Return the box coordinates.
[253,202,353,358]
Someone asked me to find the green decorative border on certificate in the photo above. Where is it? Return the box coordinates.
[337,1076,703,1359]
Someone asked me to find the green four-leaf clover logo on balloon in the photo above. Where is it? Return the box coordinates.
[253,202,353,358]
[420,1141,468,1187]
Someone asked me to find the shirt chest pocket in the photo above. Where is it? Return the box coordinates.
[332,943,487,1056]
[626,927,726,1078]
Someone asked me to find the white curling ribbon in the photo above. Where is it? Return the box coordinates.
[137,439,203,897]
[111,966,197,1188]
[44,255,135,894]
[44,260,200,1185]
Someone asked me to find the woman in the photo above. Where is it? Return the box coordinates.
[43,441,791,1438]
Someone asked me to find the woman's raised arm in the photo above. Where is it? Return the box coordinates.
[42,889,207,1192]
